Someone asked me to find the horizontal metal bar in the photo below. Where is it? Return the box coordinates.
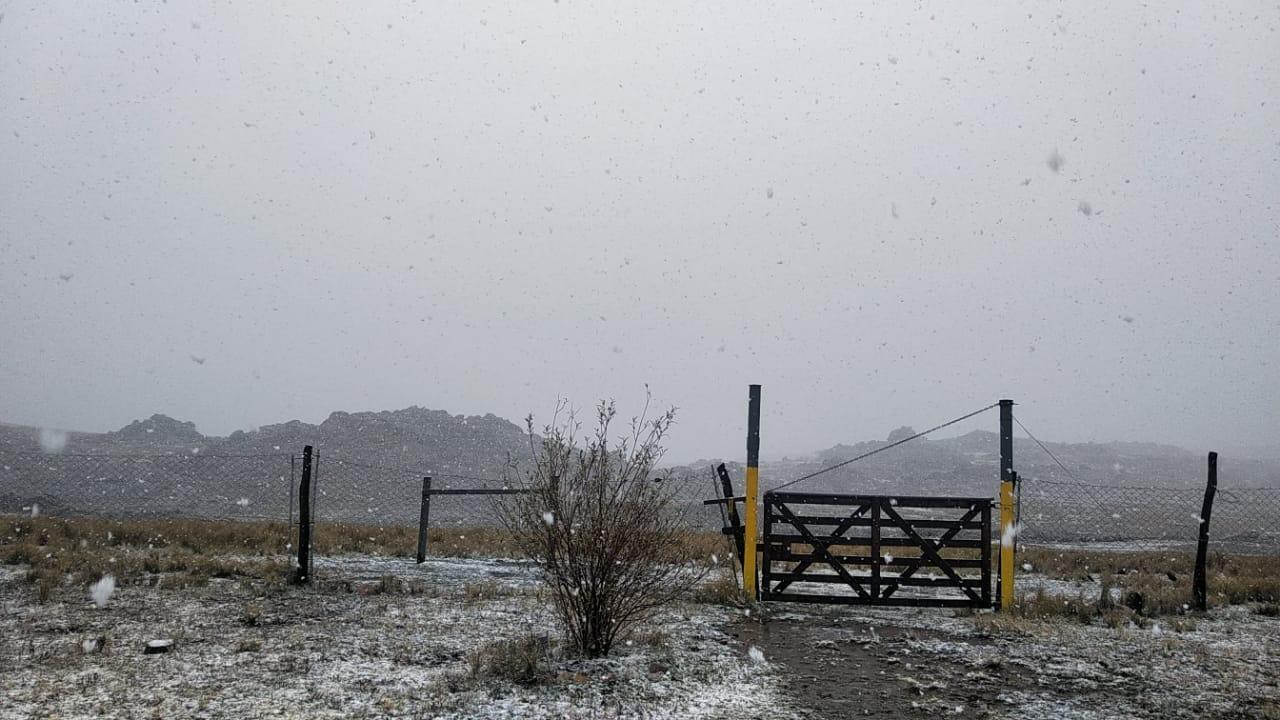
[766,514,986,530]
[765,534,986,549]
[423,488,530,496]
[702,496,745,506]
[764,549,986,568]
[765,573,985,588]
[765,492,992,508]
[764,592,991,608]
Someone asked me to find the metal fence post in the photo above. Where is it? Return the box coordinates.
[294,445,313,584]
[998,399,1016,611]
[716,463,745,567]
[417,476,432,563]
[288,454,296,551]
[743,384,762,601]
[1194,451,1219,611]
[981,500,993,607]
[309,450,320,580]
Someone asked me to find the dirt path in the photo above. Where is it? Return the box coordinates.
[728,605,1022,719]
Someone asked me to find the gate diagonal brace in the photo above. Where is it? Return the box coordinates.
[880,503,982,604]
[881,503,983,599]
[773,502,872,600]
[771,502,871,595]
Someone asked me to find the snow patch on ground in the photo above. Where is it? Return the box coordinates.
[895,584,1280,719]
[1,555,796,719]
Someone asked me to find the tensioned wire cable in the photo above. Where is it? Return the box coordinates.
[771,402,1001,492]
[1012,414,1080,483]
[1012,413,1115,517]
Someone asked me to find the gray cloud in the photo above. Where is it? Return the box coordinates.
[2,1,1278,462]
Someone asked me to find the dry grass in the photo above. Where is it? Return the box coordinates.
[1004,546,1280,623]
[0,515,523,604]
[1,516,290,603]
[313,522,528,558]
[1253,602,1280,617]
[997,582,1128,624]
[466,634,555,685]
[1019,546,1280,608]
[1,514,729,607]
[689,570,748,606]
[1019,546,1195,578]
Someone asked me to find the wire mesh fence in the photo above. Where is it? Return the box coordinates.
[307,454,523,529]
[6,446,1277,558]
[308,454,423,528]
[0,450,294,523]
[1019,479,1280,554]
[309,458,729,531]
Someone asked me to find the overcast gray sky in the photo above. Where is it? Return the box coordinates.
[2,1,1277,462]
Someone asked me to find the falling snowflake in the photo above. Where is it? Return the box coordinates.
[90,575,115,608]
[1001,523,1020,546]
[1047,149,1064,173]
[39,428,68,454]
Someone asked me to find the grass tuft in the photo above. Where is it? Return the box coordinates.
[466,635,554,685]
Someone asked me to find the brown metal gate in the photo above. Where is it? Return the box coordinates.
[761,491,993,608]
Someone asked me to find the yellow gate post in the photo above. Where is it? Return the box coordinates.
[743,385,762,601]
[998,399,1016,610]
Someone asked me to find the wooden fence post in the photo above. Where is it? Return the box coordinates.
[417,476,432,563]
[294,445,313,584]
[1193,451,1218,611]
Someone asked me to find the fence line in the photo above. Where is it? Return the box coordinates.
[0,450,293,523]
[1018,477,1280,554]
[4,447,1278,555]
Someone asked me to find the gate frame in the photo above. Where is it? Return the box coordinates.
[760,490,993,608]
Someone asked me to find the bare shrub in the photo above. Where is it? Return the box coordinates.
[498,398,707,658]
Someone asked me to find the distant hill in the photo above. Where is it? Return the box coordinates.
[0,409,535,524]
[0,408,532,478]
[2,412,1276,528]
[682,429,1279,497]
[810,429,1273,492]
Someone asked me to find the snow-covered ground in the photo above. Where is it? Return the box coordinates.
[744,570,1279,720]
[3,556,1277,719]
[0,555,794,720]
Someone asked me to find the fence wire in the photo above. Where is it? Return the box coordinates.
[7,448,1275,557]
[0,450,294,523]
[310,454,524,529]
[1019,478,1280,554]
[309,454,423,527]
